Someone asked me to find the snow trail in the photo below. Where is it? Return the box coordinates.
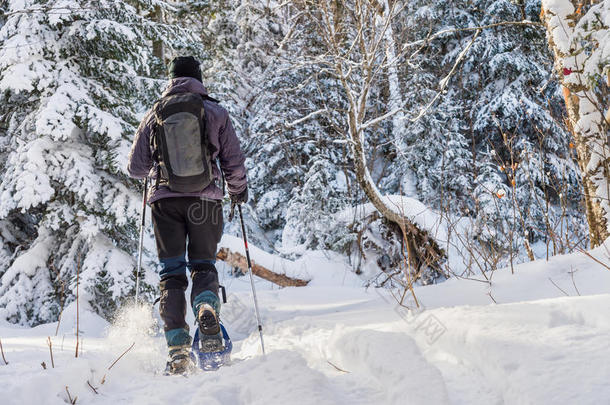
[1,246,610,404]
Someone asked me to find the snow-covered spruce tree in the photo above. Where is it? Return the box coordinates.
[386,0,586,262]
[247,66,352,253]
[245,16,357,254]
[0,0,197,325]
[282,156,353,253]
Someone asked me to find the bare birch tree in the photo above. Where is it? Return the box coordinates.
[294,0,446,272]
[540,0,610,246]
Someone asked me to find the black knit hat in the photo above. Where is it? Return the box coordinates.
[169,56,202,82]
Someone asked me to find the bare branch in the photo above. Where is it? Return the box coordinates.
[47,337,55,368]
[327,359,350,373]
[107,342,135,371]
[409,29,481,123]
[399,20,542,53]
[65,386,77,405]
[75,254,80,358]
[569,267,581,296]
[0,339,8,365]
[284,108,328,128]
[87,381,99,395]
[360,107,404,130]
[577,247,610,271]
[100,341,136,385]
[548,277,570,296]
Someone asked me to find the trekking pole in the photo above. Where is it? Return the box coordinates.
[135,177,148,305]
[237,204,266,355]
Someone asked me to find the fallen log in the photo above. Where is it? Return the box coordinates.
[216,248,310,287]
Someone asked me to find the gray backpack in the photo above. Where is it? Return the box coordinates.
[151,92,216,193]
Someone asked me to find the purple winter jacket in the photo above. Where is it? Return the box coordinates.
[127,77,247,203]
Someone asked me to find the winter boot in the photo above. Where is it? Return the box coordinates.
[165,345,194,375]
[197,303,224,352]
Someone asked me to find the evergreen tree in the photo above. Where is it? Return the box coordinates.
[0,0,196,324]
[392,0,586,259]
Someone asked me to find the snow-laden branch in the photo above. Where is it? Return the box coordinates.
[4,1,178,16]
[439,28,481,90]
[360,107,404,131]
[284,108,328,128]
[409,29,482,123]
[399,20,542,52]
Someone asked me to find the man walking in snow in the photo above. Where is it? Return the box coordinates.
[127,56,248,374]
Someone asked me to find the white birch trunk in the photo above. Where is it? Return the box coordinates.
[541,0,610,245]
[382,0,408,157]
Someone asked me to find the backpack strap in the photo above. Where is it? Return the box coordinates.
[150,101,164,190]
[200,94,224,194]
[201,94,219,103]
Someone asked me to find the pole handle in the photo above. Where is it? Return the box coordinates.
[220,285,227,304]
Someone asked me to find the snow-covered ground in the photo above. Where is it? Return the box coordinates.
[1,241,610,404]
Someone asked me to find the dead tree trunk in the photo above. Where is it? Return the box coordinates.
[540,0,610,246]
[216,248,310,287]
[349,120,444,271]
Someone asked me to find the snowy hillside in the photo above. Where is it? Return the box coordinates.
[1,240,609,404]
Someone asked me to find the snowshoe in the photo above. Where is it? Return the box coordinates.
[197,303,225,352]
[191,323,232,371]
[164,345,196,376]
[197,304,220,335]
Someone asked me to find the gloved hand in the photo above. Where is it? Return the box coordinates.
[228,187,248,222]
[230,187,248,205]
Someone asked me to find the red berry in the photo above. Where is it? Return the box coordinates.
[563,67,572,76]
